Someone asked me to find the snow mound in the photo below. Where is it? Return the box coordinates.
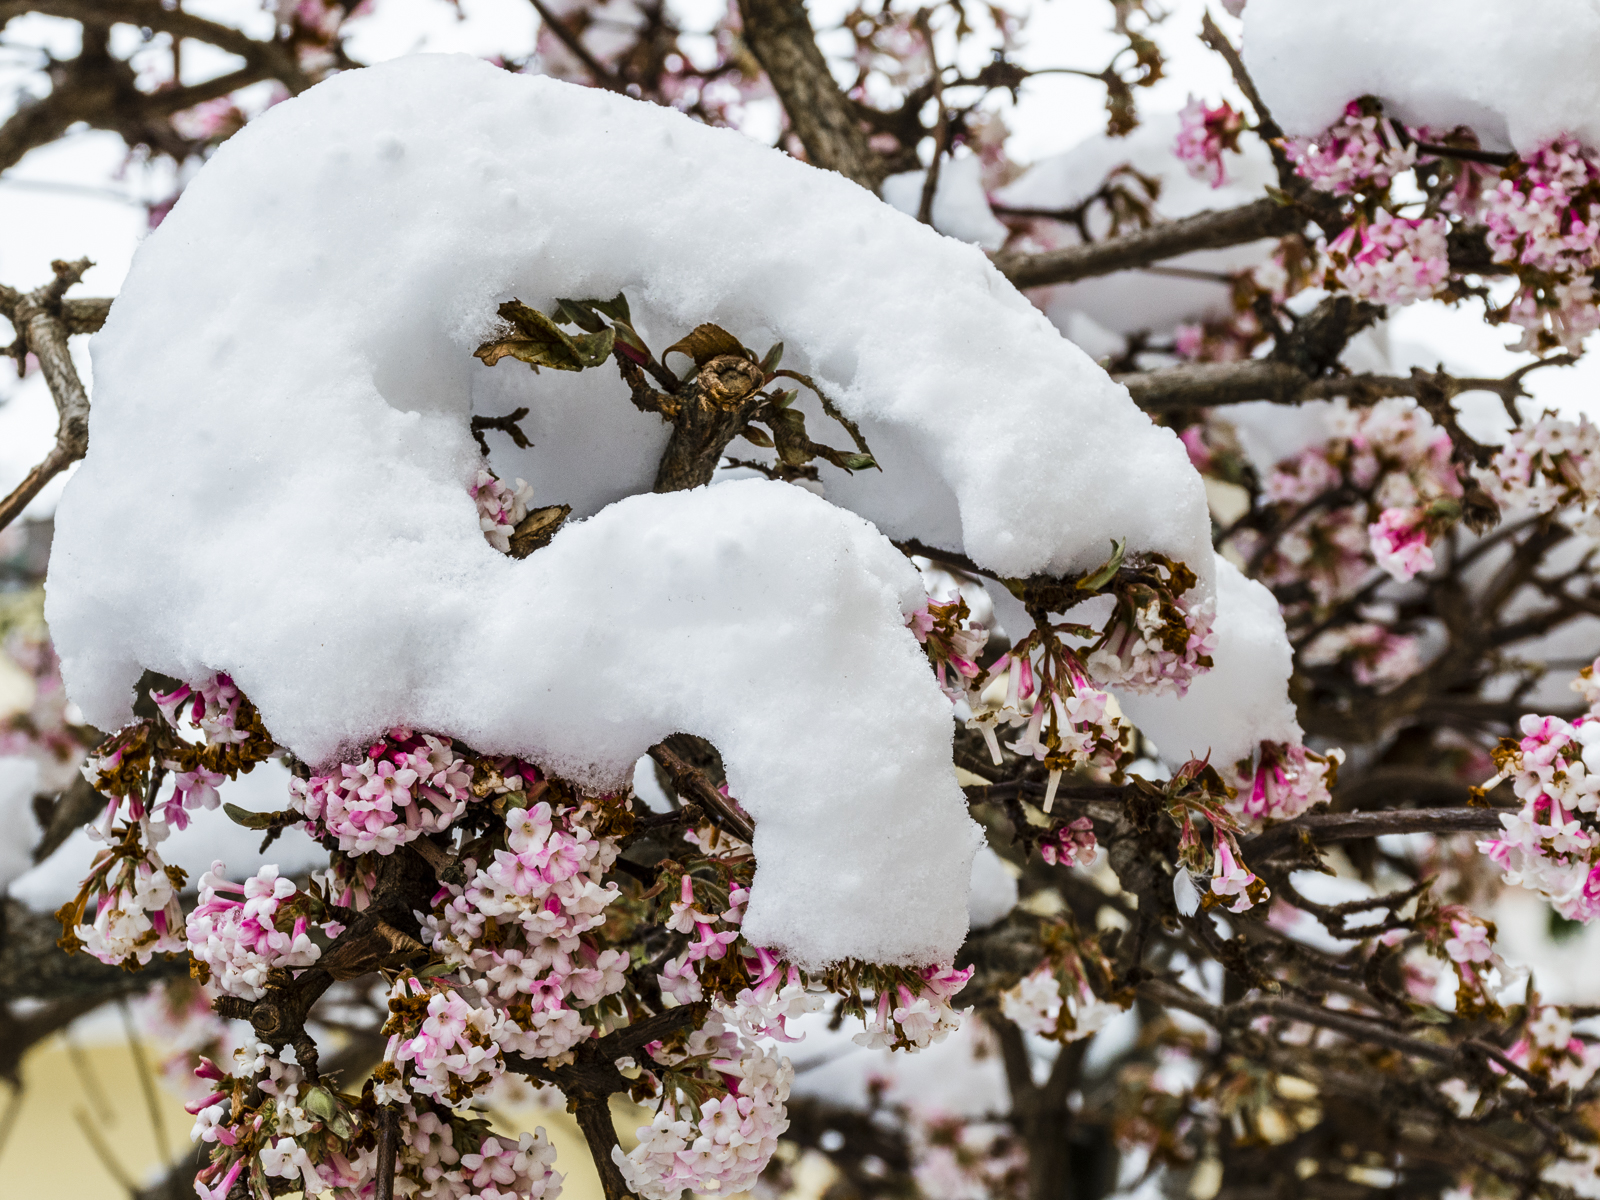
[1243,0,1600,153]
[45,55,1221,966]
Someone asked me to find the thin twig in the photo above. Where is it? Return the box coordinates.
[74,1105,139,1193]
[119,996,172,1164]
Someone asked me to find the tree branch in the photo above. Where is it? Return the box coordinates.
[0,0,311,93]
[0,258,97,533]
[993,198,1304,290]
[1242,806,1505,861]
[736,0,881,189]
[647,741,754,842]
[1118,359,1574,415]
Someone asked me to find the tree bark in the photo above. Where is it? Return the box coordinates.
[737,0,882,189]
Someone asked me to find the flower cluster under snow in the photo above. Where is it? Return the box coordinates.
[1323,212,1450,307]
[186,863,325,1001]
[290,728,483,855]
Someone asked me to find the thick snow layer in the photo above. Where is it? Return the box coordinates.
[1117,558,1301,769]
[45,55,1226,966]
[881,154,1010,251]
[1243,0,1600,153]
[996,114,1279,336]
[967,845,1018,929]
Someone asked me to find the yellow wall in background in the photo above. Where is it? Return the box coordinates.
[0,1037,609,1200]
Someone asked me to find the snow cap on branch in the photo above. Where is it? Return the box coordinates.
[1243,0,1600,153]
[46,55,1234,965]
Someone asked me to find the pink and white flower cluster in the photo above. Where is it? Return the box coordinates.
[1226,740,1343,823]
[152,673,252,746]
[289,728,484,855]
[422,801,627,1062]
[1086,594,1217,699]
[1479,136,1600,278]
[999,964,1121,1042]
[1175,96,1245,188]
[186,862,324,1001]
[1252,399,1463,601]
[0,624,91,791]
[1367,505,1437,581]
[1484,411,1600,531]
[1324,213,1450,307]
[381,978,515,1105]
[655,873,754,1008]
[909,595,989,701]
[472,469,535,554]
[192,1035,563,1200]
[73,834,187,965]
[1478,711,1600,923]
[614,1010,793,1200]
[1285,100,1417,195]
[966,648,1126,812]
[1038,815,1097,867]
[854,964,974,1052]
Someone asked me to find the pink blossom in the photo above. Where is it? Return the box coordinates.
[1175,96,1246,188]
[1368,507,1435,581]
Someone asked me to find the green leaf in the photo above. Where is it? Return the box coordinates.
[664,323,747,367]
[1076,539,1127,592]
[554,298,607,333]
[771,389,797,409]
[840,453,877,471]
[760,341,784,374]
[302,1086,338,1122]
[588,292,631,324]
[739,425,775,449]
[223,803,295,830]
[475,300,615,371]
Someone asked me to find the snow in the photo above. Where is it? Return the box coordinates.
[0,756,40,890]
[967,845,1018,929]
[881,154,1010,251]
[1243,0,1600,154]
[995,112,1279,336]
[1116,557,1302,770]
[43,55,1234,967]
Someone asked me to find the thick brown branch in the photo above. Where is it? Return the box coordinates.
[647,742,755,842]
[575,1096,635,1200]
[993,198,1304,290]
[0,898,187,1002]
[1119,359,1573,414]
[737,0,881,188]
[0,0,311,93]
[1243,806,1505,861]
